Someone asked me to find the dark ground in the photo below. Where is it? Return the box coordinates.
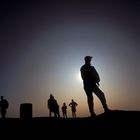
[0,110,140,138]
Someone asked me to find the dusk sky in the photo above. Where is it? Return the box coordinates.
[1,0,140,117]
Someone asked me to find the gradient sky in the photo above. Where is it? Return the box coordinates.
[1,0,140,117]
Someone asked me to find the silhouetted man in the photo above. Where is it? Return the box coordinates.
[0,96,9,118]
[69,99,78,118]
[80,56,109,118]
[62,102,67,118]
[48,94,60,118]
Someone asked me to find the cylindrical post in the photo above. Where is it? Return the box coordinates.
[20,103,32,119]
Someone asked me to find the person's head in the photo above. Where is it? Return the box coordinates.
[1,96,4,100]
[50,94,54,99]
[84,56,92,64]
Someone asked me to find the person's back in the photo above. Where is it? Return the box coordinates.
[0,96,9,118]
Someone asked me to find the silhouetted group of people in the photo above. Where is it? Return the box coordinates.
[62,99,78,118]
[48,94,78,118]
[48,56,110,118]
[48,94,60,118]
[61,99,78,118]
[1,56,110,119]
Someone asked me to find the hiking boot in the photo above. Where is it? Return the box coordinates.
[104,108,111,113]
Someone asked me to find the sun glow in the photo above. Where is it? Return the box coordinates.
[76,72,83,82]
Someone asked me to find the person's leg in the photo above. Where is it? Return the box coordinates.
[54,112,57,117]
[2,113,5,118]
[49,110,51,117]
[72,112,74,118]
[85,90,96,117]
[93,86,109,112]
[58,112,60,118]
[74,112,76,118]
[65,112,67,118]
[1,110,6,118]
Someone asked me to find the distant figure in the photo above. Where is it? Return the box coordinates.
[48,94,60,118]
[62,102,67,118]
[69,99,78,118]
[0,96,9,118]
[80,56,110,118]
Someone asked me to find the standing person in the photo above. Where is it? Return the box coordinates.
[0,96,9,118]
[55,101,60,118]
[48,94,60,118]
[80,56,110,118]
[69,99,78,118]
[62,102,67,118]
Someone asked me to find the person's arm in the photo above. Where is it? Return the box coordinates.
[92,67,100,83]
[96,71,100,83]
[96,70,100,86]
[47,100,50,109]
[75,102,78,106]
[80,67,85,80]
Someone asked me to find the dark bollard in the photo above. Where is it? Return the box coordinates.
[20,103,32,119]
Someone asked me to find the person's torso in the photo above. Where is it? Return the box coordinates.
[81,65,98,82]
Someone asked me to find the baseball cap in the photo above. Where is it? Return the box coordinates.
[84,56,92,61]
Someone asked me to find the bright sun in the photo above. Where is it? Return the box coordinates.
[76,72,82,82]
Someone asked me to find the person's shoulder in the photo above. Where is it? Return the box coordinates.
[6,100,9,103]
[91,65,95,69]
[80,64,86,69]
[3,99,8,102]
